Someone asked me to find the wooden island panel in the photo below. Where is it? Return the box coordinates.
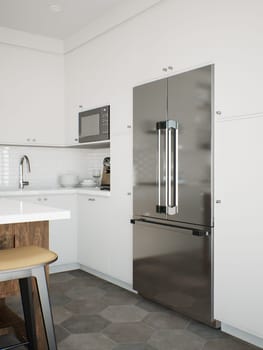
[0,221,49,350]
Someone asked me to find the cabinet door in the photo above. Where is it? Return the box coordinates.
[45,195,77,266]
[215,55,263,119]
[78,196,111,275]
[9,194,77,267]
[214,117,263,337]
[0,44,64,146]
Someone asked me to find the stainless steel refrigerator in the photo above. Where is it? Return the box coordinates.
[132,65,219,327]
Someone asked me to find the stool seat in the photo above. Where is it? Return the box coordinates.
[0,246,58,350]
[0,246,57,271]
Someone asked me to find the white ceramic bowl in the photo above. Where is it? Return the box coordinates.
[59,174,79,187]
[80,179,96,187]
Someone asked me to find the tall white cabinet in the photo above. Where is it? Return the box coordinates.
[214,115,263,343]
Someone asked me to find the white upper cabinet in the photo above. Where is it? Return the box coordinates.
[215,51,263,119]
[0,44,65,146]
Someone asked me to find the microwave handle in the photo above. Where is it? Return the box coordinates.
[78,113,82,137]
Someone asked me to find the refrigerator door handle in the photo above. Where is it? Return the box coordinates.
[156,121,167,214]
[157,127,161,209]
[167,120,178,215]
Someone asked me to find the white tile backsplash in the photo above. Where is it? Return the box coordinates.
[0,146,110,189]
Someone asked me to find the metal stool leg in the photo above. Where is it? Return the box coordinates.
[32,267,57,350]
[19,278,38,350]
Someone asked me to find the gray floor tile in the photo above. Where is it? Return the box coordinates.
[103,322,154,343]
[48,270,261,350]
[143,311,189,330]
[50,290,72,307]
[187,320,225,340]
[148,329,206,350]
[136,299,166,313]
[58,333,116,350]
[101,305,148,323]
[52,305,73,324]
[65,299,108,315]
[50,272,75,284]
[113,344,157,350]
[102,290,139,306]
[55,324,71,343]
[65,285,106,301]
[61,314,110,333]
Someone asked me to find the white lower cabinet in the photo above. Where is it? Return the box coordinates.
[78,195,111,275]
[8,194,78,268]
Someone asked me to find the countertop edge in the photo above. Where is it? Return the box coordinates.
[0,188,111,198]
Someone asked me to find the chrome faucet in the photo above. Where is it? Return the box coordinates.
[19,155,31,189]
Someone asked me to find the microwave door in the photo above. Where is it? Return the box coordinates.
[78,105,110,143]
[80,114,100,142]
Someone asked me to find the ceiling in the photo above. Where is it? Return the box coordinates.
[0,0,127,39]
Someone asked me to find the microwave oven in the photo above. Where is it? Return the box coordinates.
[78,105,110,143]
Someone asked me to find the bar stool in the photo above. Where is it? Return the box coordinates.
[0,246,58,350]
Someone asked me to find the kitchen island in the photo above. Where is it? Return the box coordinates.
[0,198,70,350]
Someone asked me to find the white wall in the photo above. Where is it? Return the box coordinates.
[0,146,109,189]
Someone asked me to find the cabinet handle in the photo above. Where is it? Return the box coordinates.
[88,198,96,201]
[27,138,31,142]
[32,138,36,142]
[37,198,42,201]
[44,198,47,201]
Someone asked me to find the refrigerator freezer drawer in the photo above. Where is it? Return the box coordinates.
[133,220,217,327]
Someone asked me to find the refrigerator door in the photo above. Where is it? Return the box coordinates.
[133,78,168,220]
[168,65,213,227]
[133,220,215,326]
[133,65,213,227]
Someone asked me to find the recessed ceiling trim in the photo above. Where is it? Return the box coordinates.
[64,0,162,54]
[0,26,64,54]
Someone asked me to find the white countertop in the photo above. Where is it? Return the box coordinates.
[0,198,70,225]
[0,187,111,198]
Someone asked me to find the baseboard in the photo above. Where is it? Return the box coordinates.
[222,323,263,349]
[50,262,80,274]
[79,264,134,292]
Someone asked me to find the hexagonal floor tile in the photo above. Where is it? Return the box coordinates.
[101,290,139,306]
[65,285,106,301]
[101,305,148,323]
[113,344,157,350]
[103,322,154,343]
[50,272,75,284]
[61,314,109,334]
[187,321,225,340]
[148,329,205,350]
[52,306,73,325]
[54,324,70,343]
[143,311,189,330]
[58,333,116,350]
[65,299,108,315]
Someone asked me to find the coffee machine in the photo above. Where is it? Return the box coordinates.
[100,157,110,190]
